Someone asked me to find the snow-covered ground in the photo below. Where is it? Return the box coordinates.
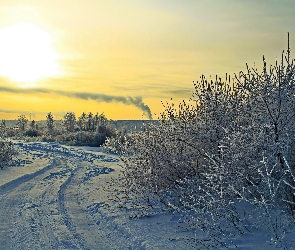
[0,141,293,249]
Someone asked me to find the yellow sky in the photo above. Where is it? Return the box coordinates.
[0,0,294,120]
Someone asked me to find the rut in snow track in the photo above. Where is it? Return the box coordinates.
[57,161,90,250]
[0,159,61,249]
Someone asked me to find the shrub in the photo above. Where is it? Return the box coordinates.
[0,140,16,169]
[104,34,295,247]
[25,128,42,137]
[6,128,18,138]
[93,133,106,146]
[17,115,28,132]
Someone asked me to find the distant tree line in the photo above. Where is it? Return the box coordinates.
[0,111,124,147]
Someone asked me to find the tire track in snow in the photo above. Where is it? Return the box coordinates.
[0,161,61,249]
[1,141,119,249]
[37,189,60,250]
[0,158,88,249]
[57,161,90,250]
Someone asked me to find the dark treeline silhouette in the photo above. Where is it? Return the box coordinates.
[0,111,128,147]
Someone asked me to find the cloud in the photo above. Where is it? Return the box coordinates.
[0,86,153,119]
[0,108,65,119]
[0,108,29,115]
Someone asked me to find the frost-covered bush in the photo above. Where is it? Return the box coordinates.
[24,128,42,137]
[17,115,28,133]
[0,139,16,169]
[5,128,18,138]
[57,121,117,147]
[104,34,295,247]
[104,128,131,154]
[46,112,55,134]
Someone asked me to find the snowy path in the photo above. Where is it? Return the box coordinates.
[0,142,117,249]
[0,142,196,250]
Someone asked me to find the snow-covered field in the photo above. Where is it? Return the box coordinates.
[0,141,293,249]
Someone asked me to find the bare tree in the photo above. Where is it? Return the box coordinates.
[17,115,28,132]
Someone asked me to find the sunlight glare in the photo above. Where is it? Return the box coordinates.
[0,23,60,85]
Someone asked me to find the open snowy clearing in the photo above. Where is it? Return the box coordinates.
[0,141,292,249]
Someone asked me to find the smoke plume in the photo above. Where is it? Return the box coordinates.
[0,86,153,119]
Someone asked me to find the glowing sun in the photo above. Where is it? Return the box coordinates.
[0,23,59,86]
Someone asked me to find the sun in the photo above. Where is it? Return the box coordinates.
[0,23,59,86]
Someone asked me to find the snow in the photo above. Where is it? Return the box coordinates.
[0,141,294,249]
